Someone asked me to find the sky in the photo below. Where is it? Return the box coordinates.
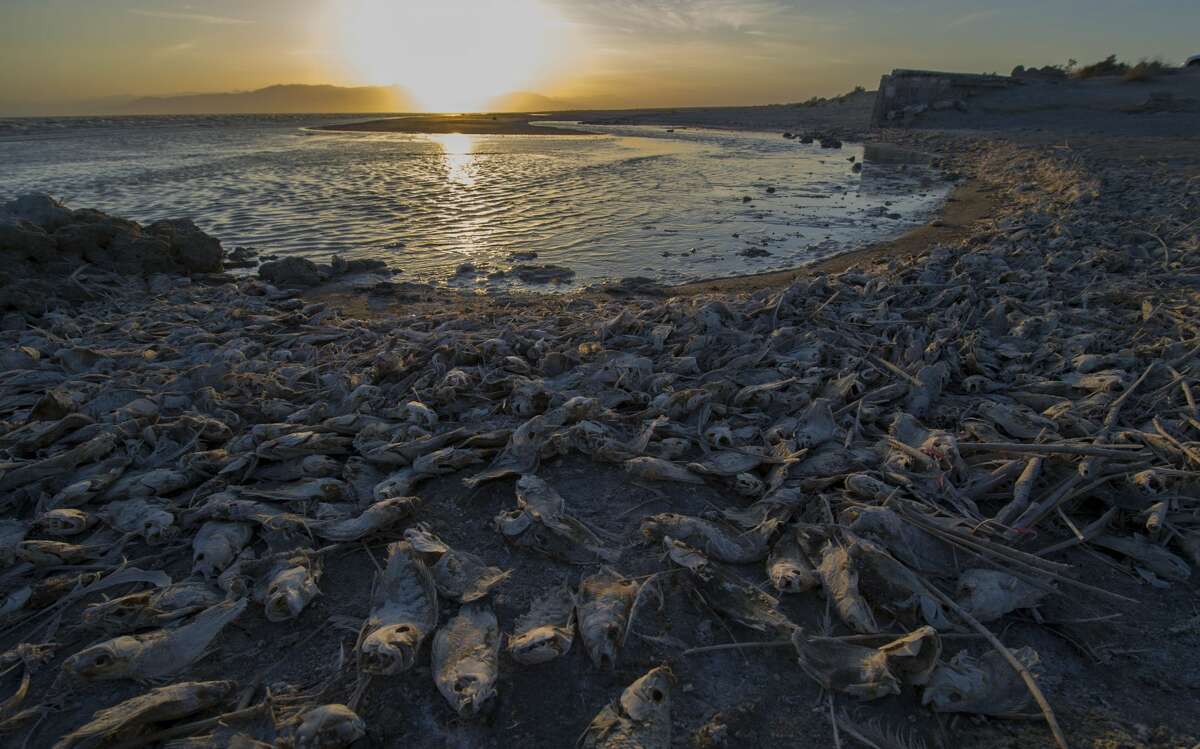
[2,0,1198,113]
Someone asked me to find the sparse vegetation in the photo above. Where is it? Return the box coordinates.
[1124,59,1173,82]
[790,85,869,109]
[1073,54,1130,79]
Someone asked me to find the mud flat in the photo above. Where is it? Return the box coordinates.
[1,96,1199,749]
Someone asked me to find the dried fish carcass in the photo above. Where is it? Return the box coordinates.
[579,666,673,749]
[432,602,500,718]
[358,541,438,675]
[63,598,247,682]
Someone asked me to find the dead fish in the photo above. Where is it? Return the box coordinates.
[2,571,103,623]
[766,526,820,594]
[82,581,223,634]
[1092,533,1192,581]
[44,456,130,510]
[579,666,673,749]
[253,552,322,622]
[256,431,351,460]
[576,568,642,670]
[507,585,576,665]
[432,601,500,718]
[101,498,177,545]
[404,525,509,603]
[310,497,419,542]
[359,541,438,675]
[278,704,366,749]
[509,475,617,563]
[640,513,779,564]
[791,626,942,700]
[240,478,352,504]
[17,540,104,566]
[101,468,193,500]
[795,398,837,448]
[676,543,794,634]
[816,541,877,634]
[956,569,1048,622]
[826,532,952,633]
[192,521,254,578]
[686,450,767,477]
[36,508,96,537]
[411,446,486,476]
[923,647,1041,716]
[52,680,237,749]
[0,432,117,492]
[63,598,247,682]
[623,457,704,484]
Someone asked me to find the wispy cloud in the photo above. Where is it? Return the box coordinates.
[130,9,254,26]
[947,9,1001,28]
[152,40,199,58]
[559,0,792,35]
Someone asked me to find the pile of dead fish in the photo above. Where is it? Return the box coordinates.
[0,139,1197,748]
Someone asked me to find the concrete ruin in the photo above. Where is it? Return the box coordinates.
[871,69,1017,126]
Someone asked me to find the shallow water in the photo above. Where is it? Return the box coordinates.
[0,114,946,289]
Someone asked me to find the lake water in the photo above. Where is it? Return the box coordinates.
[0,114,946,289]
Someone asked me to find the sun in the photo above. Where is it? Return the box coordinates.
[331,0,567,112]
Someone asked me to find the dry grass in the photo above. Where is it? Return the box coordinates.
[1073,54,1130,79]
[1124,59,1174,82]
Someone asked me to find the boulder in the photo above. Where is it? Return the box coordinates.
[259,256,322,287]
[0,220,57,263]
[330,255,389,276]
[147,219,224,273]
[1,193,74,231]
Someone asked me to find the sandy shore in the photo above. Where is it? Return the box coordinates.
[2,72,1199,749]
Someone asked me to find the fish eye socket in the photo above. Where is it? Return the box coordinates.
[94,653,110,665]
[651,689,664,703]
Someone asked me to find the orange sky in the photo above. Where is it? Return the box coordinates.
[2,0,1197,113]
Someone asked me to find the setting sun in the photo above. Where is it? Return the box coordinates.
[331,0,567,112]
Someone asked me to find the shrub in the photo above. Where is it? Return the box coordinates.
[1073,54,1130,79]
[1124,59,1173,82]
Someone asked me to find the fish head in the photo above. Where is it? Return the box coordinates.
[444,667,497,718]
[507,625,568,665]
[142,510,177,545]
[620,665,673,722]
[920,655,988,713]
[770,563,814,594]
[62,639,135,680]
[80,592,152,633]
[294,704,366,749]
[583,616,626,670]
[359,623,421,675]
[265,567,318,622]
[639,513,680,542]
[493,509,533,538]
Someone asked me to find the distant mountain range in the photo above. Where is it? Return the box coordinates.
[115,84,417,115]
[0,84,589,117]
[485,91,579,112]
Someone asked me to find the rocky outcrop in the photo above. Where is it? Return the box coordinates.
[0,194,225,277]
[0,194,226,313]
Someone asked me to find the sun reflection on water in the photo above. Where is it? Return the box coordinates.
[430,133,476,187]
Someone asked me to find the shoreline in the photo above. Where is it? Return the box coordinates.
[314,112,593,135]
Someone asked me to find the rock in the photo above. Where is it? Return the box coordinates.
[331,255,389,276]
[508,251,539,262]
[0,220,57,263]
[146,219,224,273]
[97,233,175,275]
[54,218,136,259]
[852,163,863,173]
[1,193,74,231]
[820,137,843,149]
[509,264,575,284]
[259,256,322,287]
[226,246,259,269]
